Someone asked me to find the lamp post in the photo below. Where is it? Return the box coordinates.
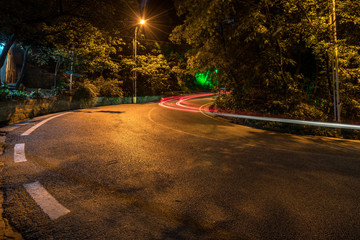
[133,19,146,104]
[330,0,340,122]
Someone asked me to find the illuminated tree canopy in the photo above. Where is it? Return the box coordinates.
[194,70,218,89]
[0,0,140,90]
[171,0,360,121]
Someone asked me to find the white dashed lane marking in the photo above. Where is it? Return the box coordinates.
[14,143,27,163]
[21,113,70,136]
[24,181,70,220]
[13,113,72,221]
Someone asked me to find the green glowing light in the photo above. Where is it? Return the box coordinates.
[194,69,218,88]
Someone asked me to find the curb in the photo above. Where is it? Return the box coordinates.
[0,132,23,240]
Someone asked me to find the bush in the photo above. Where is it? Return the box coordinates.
[50,79,67,97]
[99,80,123,97]
[290,102,325,120]
[0,88,11,101]
[0,83,29,101]
[93,76,123,97]
[29,89,45,99]
[50,86,65,97]
[0,83,11,100]
[73,81,98,99]
[11,90,28,100]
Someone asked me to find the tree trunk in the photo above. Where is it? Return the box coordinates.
[15,46,30,90]
[0,34,16,70]
[54,56,62,88]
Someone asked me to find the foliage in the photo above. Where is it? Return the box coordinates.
[194,70,218,89]
[0,89,28,101]
[40,21,123,78]
[0,83,29,101]
[50,79,68,97]
[121,53,172,96]
[99,81,123,97]
[94,76,123,97]
[50,87,65,97]
[0,0,192,98]
[11,90,29,100]
[153,44,195,92]
[135,54,171,95]
[0,0,139,91]
[0,88,15,101]
[29,89,45,99]
[73,81,99,99]
[172,0,360,121]
[0,0,138,47]
[0,83,8,90]
[169,65,194,92]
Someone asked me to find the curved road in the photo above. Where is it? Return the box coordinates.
[2,96,360,239]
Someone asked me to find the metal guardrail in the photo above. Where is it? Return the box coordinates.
[206,110,360,130]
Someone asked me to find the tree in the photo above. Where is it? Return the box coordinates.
[171,0,360,121]
[135,54,171,95]
[0,0,138,69]
[44,21,122,78]
[0,0,140,90]
[121,52,171,96]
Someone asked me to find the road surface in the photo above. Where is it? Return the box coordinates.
[2,96,360,239]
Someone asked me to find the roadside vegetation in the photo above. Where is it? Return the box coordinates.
[171,0,360,124]
[0,0,197,101]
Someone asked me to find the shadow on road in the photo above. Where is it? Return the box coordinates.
[96,110,124,114]
[3,106,360,239]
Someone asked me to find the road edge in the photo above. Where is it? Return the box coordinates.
[199,102,360,140]
[0,131,23,240]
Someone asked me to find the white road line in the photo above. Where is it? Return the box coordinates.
[24,181,70,220]
[14,143,27,163]
[21,113,70,136]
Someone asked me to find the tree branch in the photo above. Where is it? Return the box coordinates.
[22,1,85,24]
[0,34,16,70]
[15,46,31,90]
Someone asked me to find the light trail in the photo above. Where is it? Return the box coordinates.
[159,93,215,113]
[159,93,360,130]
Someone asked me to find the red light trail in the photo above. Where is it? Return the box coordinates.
[158,93,360,130]
[159,93,216,113]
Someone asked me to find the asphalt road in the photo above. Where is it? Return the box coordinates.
[2,97,360,239]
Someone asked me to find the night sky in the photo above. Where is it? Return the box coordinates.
[139,0,181,41]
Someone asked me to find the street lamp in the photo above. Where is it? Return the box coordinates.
[133,19,146,104]
[331,0,340,122]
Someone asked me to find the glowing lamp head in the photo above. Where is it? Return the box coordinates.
[140,19,146,25]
